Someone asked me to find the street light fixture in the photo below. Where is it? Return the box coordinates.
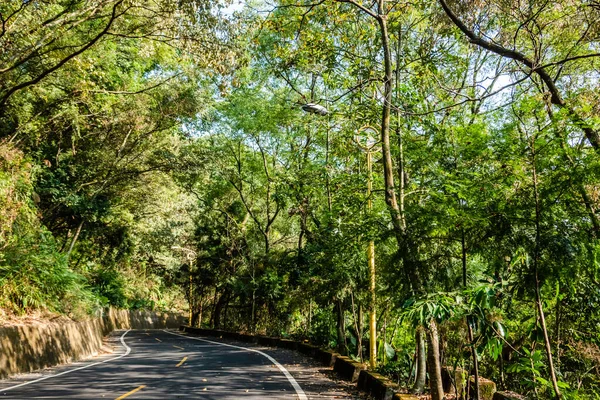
[171,246,197,327]
[354,125,381,370]
[301,103,328,116]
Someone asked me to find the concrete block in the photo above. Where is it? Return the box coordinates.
[236,333,254,343]
[392,394,419,400]
[357,370,396,400]
[442,366,468,397]
[256,335,273,346]
[333,356,365,382]
[493,391,526,400]
[315,348,338,367]
[297,342,319,357]
[278,338,298,350]
[470,376,497,400]
[212,329,226,338]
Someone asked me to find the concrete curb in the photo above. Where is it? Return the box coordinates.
[393,394,419,400]
[297,342,319,357]
[493,391,527,400]
[315,347,338,367]
[357,370,397,400]
[179,326,523,400]
[180,326,385,397]
[182,326,341,370]
[333,356,365,382]
[278,338,298,350]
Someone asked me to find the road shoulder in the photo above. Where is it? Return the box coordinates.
[168,329,366,399]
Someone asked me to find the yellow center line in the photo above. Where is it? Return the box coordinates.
[173,345,184,350]
[115,385,146,400]
[155,338,162,342]
[176,356,188,367]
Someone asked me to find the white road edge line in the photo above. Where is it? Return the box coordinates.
[163,329,308,400]
[1,329,132,393]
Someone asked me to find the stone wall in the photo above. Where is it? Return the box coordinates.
[0,309,185,379]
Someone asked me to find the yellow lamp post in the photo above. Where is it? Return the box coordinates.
[354,125,380,369]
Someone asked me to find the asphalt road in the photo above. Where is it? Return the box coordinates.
[0,329,362,399]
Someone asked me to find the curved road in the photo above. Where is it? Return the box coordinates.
[0,329,361,399]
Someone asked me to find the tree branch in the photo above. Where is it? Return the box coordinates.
[0,0,125,108]
[437,0,600,150]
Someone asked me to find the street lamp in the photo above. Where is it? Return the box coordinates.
[354,125,380,369]
[171,246,197,327]
[301,103,328,115]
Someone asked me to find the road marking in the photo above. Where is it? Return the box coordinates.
[175,356,188,367]
[155,338,162,342]
[115,385,145,400]
[163,330,308,400]
[173,345,185,350]
[0,330,132,393]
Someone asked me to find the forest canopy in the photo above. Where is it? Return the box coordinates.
[1,0,600,398]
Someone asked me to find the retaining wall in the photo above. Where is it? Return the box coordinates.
[0,309,185,379]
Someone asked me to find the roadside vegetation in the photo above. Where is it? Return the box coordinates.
[2,0,600,398]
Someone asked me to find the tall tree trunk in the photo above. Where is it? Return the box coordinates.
[462,231,480,400]
[307,299,312,336]
[427,319,445,400]
[191,288,203,327]
[532,138,561,399]
[213,298,223,329]
[198,295,204,328]
[412,326,427,394]
[336,298,347,355]
[535,287,560,398]
[376,0,430,386]
[264,229,270,255]
[467,319,480,400]
[211,288,218,328]
[555,297,562,368]
[367,150,377,368]
[341,0,421,286]
[297,210,306,272]
[251,259,257,333]
[376,3,408,249]
[66,220,84,261]
[213,290,229,330]
[325,115,332,212]
[351,293,364,362]
[339,0,429,383]
[357,304,364,362]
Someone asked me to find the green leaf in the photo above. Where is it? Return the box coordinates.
[384,342,395,360]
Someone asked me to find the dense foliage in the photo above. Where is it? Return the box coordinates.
[2,0,600,398]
